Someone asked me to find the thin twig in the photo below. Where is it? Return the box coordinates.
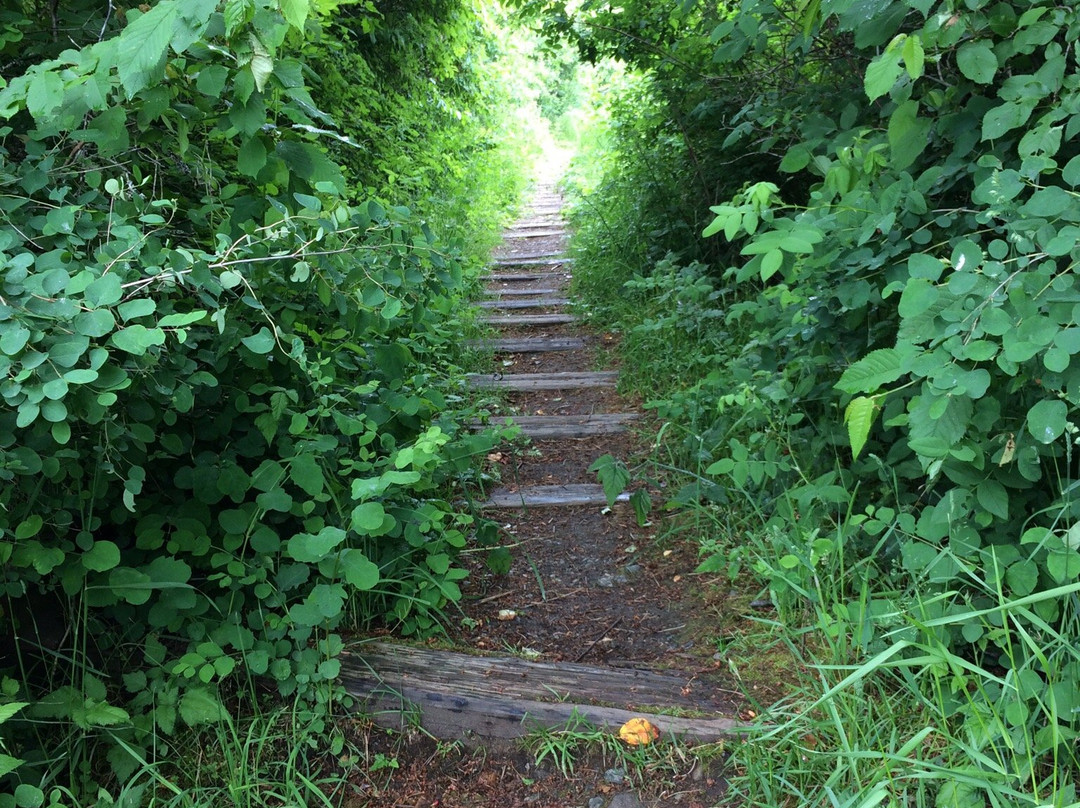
[573,616,623,663]
[476,589,515,605]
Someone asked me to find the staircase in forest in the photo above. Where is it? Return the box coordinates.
[339,185,741,748]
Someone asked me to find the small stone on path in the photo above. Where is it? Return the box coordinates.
[588,797,605,808]
[609,793,645,808]
[603,768,626,785]
[597,573,628,588]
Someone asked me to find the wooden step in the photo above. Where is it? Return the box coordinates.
[466,371,617,390]
[480,483,629,508]
[476,298,570,310]
[474,412,640,438]
[464,337,586,353]
[340,642,741,744]
[478,314,576,326]
[484,287,560,297]
[482,272,570,282]
[493,255,574,266]
[503,229,567,239]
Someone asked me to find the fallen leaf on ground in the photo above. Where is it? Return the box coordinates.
[619,717,660,746]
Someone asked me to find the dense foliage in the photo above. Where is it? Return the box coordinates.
[526,0,1080,804]
[0,0,532,802]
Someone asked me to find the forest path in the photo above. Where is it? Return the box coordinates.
[341,186,743,807]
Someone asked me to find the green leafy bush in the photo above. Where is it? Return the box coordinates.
[0,0,529,798]
[552,0,1080,802]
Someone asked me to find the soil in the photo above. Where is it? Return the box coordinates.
[339,187,785,807]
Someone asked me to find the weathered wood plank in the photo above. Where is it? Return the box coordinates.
[482,271,570,282]
[476,298,570,310]
[340,645,741,744]
[344,643,725,711]
[479,483,628,508]
[354,686,740,744]
[466,371,617,390]
[504,227,568,237]
[478,314,576,325]
[492,255,574,266]
[463,337,586,353]
[502,230,567,240]
[472,413,640,438]
[484,287,560,297]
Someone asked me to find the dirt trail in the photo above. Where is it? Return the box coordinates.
[343,186,748,807]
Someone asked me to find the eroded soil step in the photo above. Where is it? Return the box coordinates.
[466,371,616,390]
[493,255,574,266]
[479,483,629,508]
[476,298,570,310]
[472,412,640,439]
[464,337,586,353]
[479,314,576,326]
[341,643,741,744]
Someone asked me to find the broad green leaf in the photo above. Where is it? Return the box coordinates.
[901,34,924,80]
[864,50,902,101]
[82,540,121,572]
[588,453,630,507]
[759,248,783,280]
[339,549,379,590]
[280,0,310,31]
[49,336,90,367]
[975,479,1009,520]
[351,502,386,533]
[0,325,30,355]
[80,701,130,727]
[158,311,207,327]
[14,516,42,539]
[290,453,325,496]
[75,309,116,338]
[286,527,345,563]
[1026,398,1067,444]
[844,396,876,460]
[241,327,275,354]
[238,136,267,177]
[117,3,180,97]
[118,298,157,322]
[111,325,166,355]
[982,101,1034,140]
[426,553,451,575]
[898,278,939,320]
[908,253,945,281]
[179,688,225,726]
[26,69,63,121]
[85,274,123,306]
[196,65,229,97]
[0,702,27,724]
[1005,559,1038,596]
[837,349,907,394]
[1047,549,1080,583]
[888,100,930,170]
[0,754,24,779]
[1021,186,1072,217]
[1062,155,1080,187]
[225,0,254,38]
[276,141,345,192]
[956,41,997,84]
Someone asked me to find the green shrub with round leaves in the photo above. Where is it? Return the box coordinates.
[0,0,520,797]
